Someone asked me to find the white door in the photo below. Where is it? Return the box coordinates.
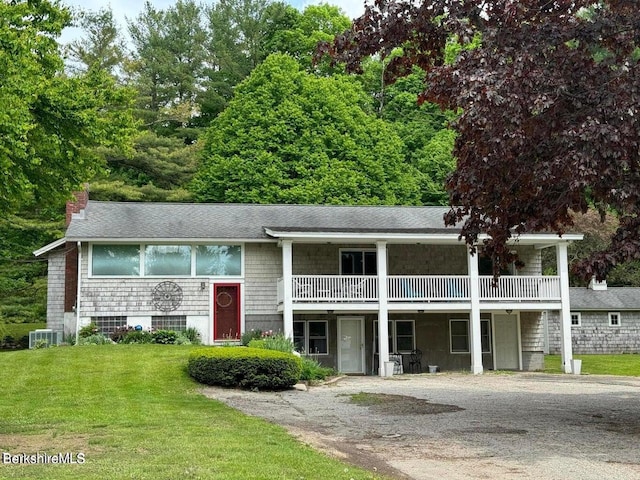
[493,314,520,370]
[338,317,365,374]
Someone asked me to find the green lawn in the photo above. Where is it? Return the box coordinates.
[544,354,640,376]
[1,322,46,340]
[0,345,385,479]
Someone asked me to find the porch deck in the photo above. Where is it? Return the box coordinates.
[277,275,561,304]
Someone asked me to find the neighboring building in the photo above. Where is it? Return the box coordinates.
[547,280,640,354]
[35,194,582,375]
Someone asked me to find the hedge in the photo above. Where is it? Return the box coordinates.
[187,347,301,390]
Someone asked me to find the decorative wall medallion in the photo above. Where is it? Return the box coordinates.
[152,281,183,312]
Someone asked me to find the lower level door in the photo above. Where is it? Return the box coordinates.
[214,283,240,341]
[338,317,365,374]
[493,314,520,370]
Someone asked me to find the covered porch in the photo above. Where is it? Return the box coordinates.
[269,231,578,375]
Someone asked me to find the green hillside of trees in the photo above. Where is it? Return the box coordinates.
[1,0,637,330]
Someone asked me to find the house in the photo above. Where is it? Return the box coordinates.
[546,280,640,354]
[35,194,583,375]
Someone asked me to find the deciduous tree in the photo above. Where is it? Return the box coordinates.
[325,0,640,280]
[191,54,421,205]
[0,0,136,214]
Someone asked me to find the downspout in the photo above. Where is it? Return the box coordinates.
[75,241,81,345]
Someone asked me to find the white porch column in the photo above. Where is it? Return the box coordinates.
[377,241,389,376]
[467,248,483,374]
[556,242,573,373]
[282,240,294,339]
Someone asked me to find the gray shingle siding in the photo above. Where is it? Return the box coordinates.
[46,250,66,334]
[547,287,640,354]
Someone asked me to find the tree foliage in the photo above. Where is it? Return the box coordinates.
[325,0,640,280]
[0,0,136,215]
[65,7,125,74]
[191,54,421,205]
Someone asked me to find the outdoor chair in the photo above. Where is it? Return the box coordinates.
[408,349,422,373]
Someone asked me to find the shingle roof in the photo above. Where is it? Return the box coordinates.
[65,201,455,240]
[570,287,640,310]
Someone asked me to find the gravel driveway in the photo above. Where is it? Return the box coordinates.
[202,372,640,479]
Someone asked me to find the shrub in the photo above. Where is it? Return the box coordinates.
[153,330,177,344]
[79,322,99,338]
[121,331,153,344]
[110,326,135,343]
[33,338,49,349]
[188,347,301,390]
[247,338,266,349]
[182,327,201,345]
[300,357,335,382]
[78,334,112,345]
[241,329,262,346]
[263,334,295,353]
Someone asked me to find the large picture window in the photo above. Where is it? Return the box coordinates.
[293,320,328,355]
[450,319,491,354]
[91,245,140,276]
[90,243,242,277]
[374,320,415,354]
[195,245,241,276]
[145,245,191,276]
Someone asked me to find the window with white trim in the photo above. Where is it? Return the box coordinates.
[449,319,491,354]
[608,312,621,326]
[374,320,416,354]
[340,249,377,275]
[293,320,328,355]
[570,312,581,327]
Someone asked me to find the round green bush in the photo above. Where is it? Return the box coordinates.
[188,347,301,390]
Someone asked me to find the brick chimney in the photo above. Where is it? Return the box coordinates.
[64,186,89,312]
[65,187,89,226]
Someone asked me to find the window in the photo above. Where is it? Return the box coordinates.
[196,245,241,276]
[608,312,621,326]
[145,245,191,276]
[340,250,377,275]
[92,316,127,335]
[152,315,187,331]
[571,312,581,327]
[90,243,242,277]
[374,320,415,354]
[450,319,491,354]
[91,245,140,276]
[293,320,328,355]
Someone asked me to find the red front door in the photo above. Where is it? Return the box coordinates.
[214,284,240,341]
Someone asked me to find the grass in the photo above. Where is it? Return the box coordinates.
[0,345,387,479]
[544,354,640,376]
[1,322,46,339]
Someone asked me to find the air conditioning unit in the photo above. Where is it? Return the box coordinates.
[29,329,60,349]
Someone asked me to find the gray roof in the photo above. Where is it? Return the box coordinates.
[65,201,456,240]
[570,287,640,311]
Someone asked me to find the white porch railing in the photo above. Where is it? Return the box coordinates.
[292,275,378,302]
[387,275,470,301]
[278,275,561,304]
[479,275,561,301]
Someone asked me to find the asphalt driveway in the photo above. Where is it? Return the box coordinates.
[203,372,640,479]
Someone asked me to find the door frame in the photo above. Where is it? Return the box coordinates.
[491,312,522,370]
[337,316,366,374]
[211,282,243,343]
